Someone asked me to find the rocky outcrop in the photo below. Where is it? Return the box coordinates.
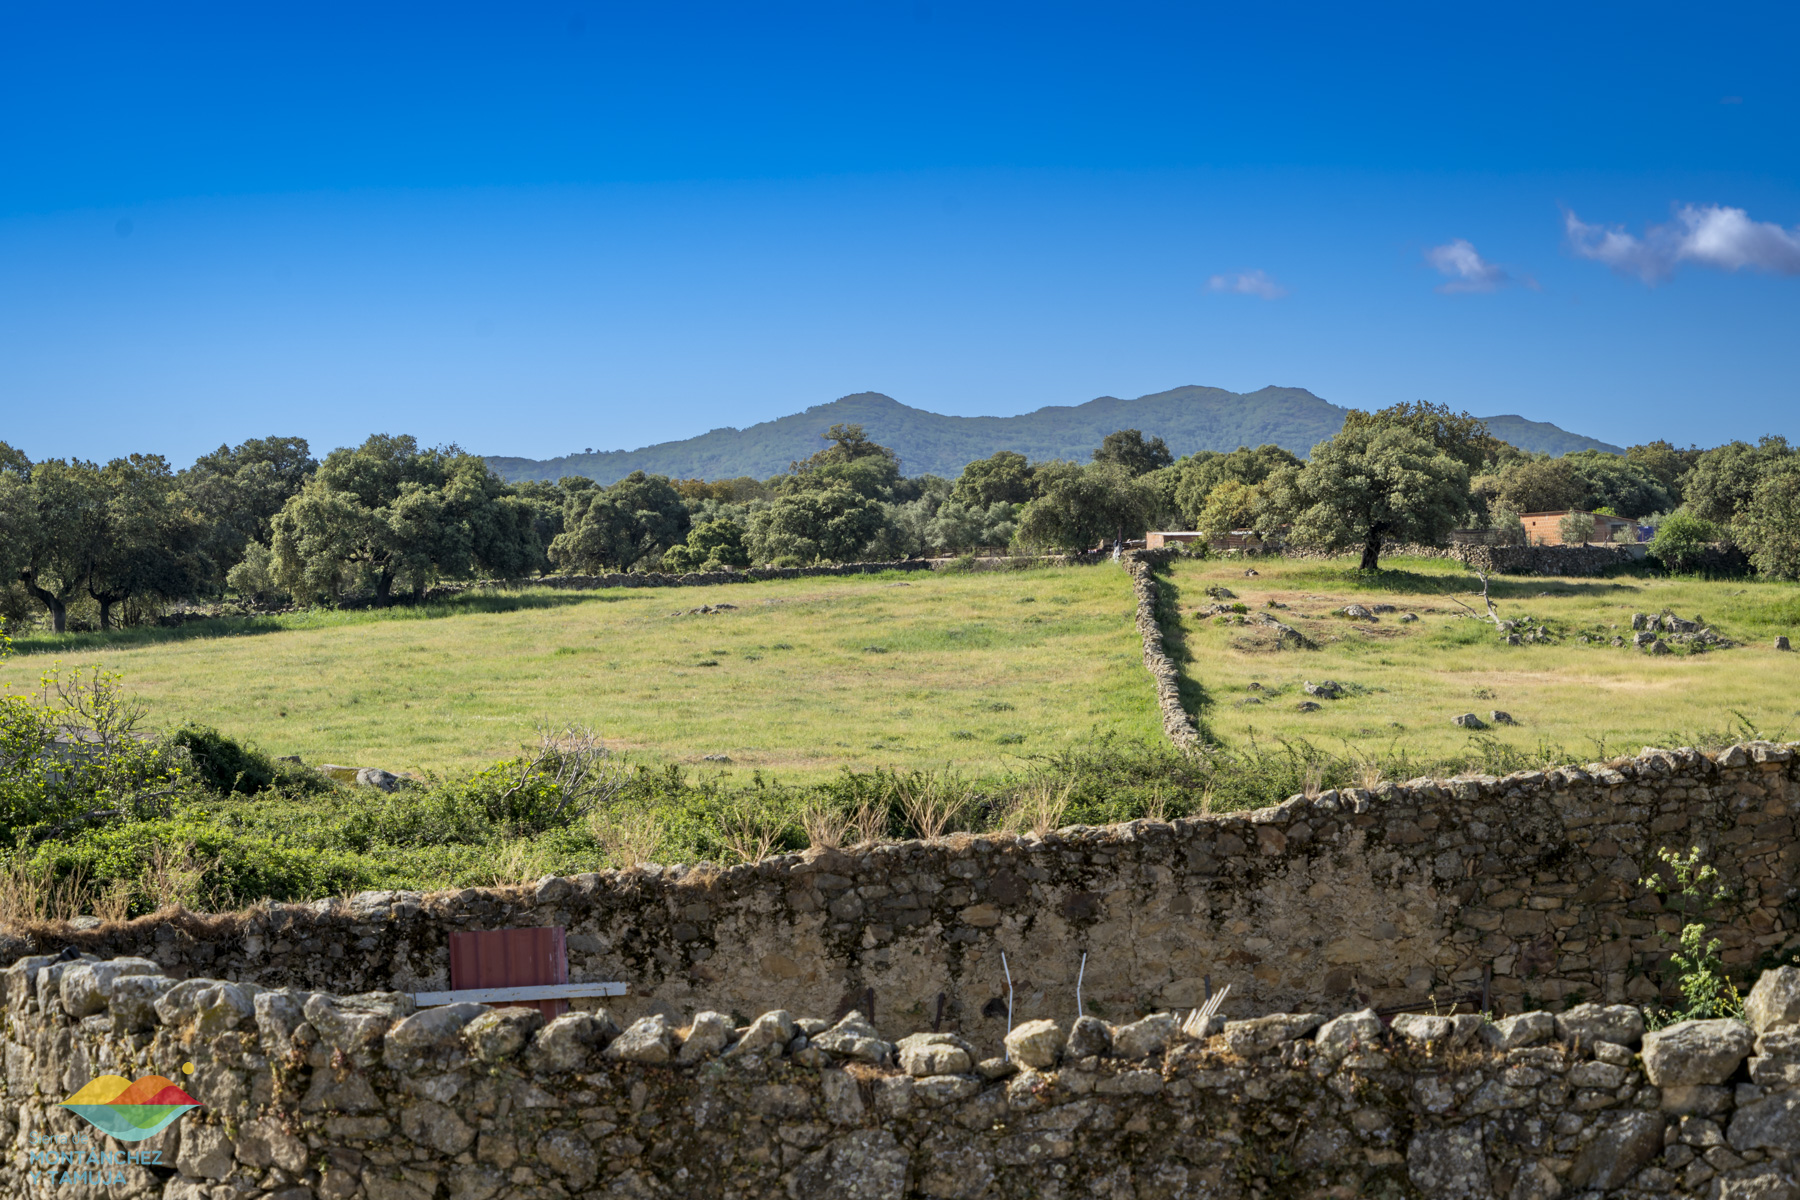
[7,953,1799,1199]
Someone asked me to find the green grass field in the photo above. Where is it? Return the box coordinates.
[1167,555,1800,763]
[2,566,1162,780]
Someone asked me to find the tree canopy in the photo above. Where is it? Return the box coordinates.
[272,435,541,601]
[746,481,884,565]
[1682,437,1795,526]
[1263,423,1470,570]
[1092,429,1173,477]
[547,470,690,574]
[1015,461,1160,552]
[1171,444,1301,526]
[951,450,1036,508]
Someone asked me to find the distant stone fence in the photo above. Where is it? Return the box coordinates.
[1125,552,1203,752]
[1248,540,1651,577]
[5,947,1797,1199]
[387,553,1109,604]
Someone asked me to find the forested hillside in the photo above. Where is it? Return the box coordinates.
[487,386,1623,484]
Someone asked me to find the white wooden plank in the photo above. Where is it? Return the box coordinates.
[414,982,629,1006]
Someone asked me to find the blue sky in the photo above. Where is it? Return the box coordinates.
[3,1,1797,466]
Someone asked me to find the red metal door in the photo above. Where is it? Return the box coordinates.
[448,927,569,1019]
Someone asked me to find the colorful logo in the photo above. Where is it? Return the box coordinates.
[60,1067,201,1141]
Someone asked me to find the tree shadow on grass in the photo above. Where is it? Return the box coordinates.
[1149,565,1215,740]
[7,589,606,656]
[1278,562,1649,600]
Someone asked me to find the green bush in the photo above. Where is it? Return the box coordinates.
[1647,513,1722,573]
[172,725,277,794]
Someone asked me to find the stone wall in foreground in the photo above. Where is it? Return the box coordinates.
[4,953,1798,1199]
[5,743,1798,1056]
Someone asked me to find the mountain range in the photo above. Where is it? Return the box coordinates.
[485,386,1625,484]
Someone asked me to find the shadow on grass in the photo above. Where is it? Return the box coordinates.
[8,589,607,656]
[1276,561,1649,600]
[1149,564,1215,738]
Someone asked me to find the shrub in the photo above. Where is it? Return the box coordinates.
[172,725,277,794]
[1647,512,1721,573]
[1557,512,1593,544]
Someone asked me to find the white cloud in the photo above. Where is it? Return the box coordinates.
[1425,238,1511,293]
[1206,269,1287,299]
[1565,203,1800,284]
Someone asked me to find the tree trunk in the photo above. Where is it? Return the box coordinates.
[1360,529,1383,572]
[90,587,127,631]
[21,571,69,633]
[375,568,394,606]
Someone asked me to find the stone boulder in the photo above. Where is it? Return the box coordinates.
[724,1009,795,1058]
[59,957,160,1018]
[1065,1014,1112,1059]
[1004,1019,1063,1069]
[1746,966,1800,1033]
[1640,1018,1755,1086]
[1568,1110,1665,1190]
[463,1007,545,1063]
[1315,1009,1382,1062]
[812,1011,892,1064]
[384,1002,486,1072]
[676,1011,734,1063]
[1223,1012,1324,1057]
[1555,1002,1644,1048]
[530,1010,621,1071]
[1303,680,1344,698]
[1451,713,1487,729]
[606,1014,673,1064]
[1483,1011,1555,1050]
[109,974,177,1032]
[895,1032,974,1077]
[1111,1012,1175,1059]
[157,979,258,1035]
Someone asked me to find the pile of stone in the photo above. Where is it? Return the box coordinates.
[1251,609,1314,648]
[6,950,1799,1200]
[1629,611,1734,653]
[1498,618,1555,646]
[672,602,740,617]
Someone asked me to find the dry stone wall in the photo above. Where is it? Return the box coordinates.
[1125,556,1202,752]
[5,953,1799,1200]
[7,743,1798,1058]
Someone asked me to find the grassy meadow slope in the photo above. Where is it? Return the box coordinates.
[2,566,1161,781]
[1168,557,1800,764]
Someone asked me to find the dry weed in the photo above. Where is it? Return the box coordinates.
[849,801,887,847]
[897,771,970,840]
[1354,758,1384,790]
[1002,777,1073,837]
[1143,785,1168,823]
[0,860,124,926]
[1301,762,1325,800]
[590,806,666,869]
[144,843,209,911]
[800,801,849,850]
[473,842,553,889]
[719,811,782,864]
